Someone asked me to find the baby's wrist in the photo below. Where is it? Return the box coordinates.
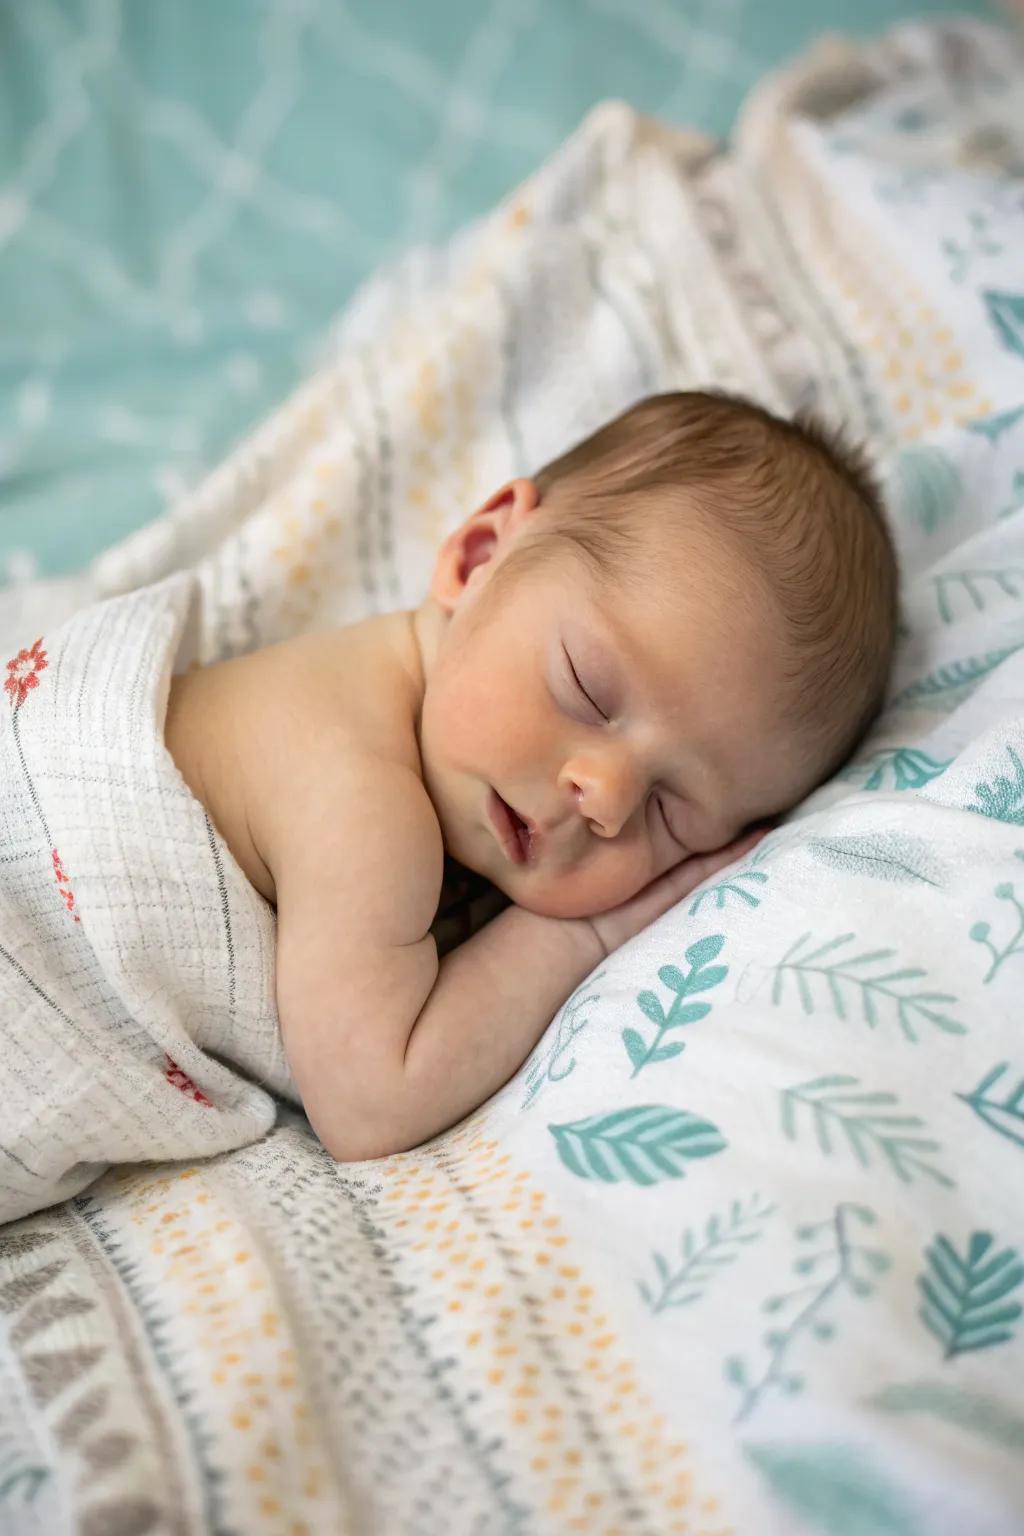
[569,913,609,965]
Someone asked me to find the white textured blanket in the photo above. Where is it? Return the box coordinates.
[0,571,296,1225]
[0,16,1022,1536]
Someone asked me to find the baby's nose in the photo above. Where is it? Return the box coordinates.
[562,757,642,839]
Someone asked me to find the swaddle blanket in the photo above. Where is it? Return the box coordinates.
[0,14,1023,1536]
[0,570,296,1226]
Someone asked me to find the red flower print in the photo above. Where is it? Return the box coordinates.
[51,848,81,924]
[165,1055,212,1107]
[4,638,48,708]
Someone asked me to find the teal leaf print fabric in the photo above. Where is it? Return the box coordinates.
[957,1063,1024,1149]
[984,291,1024,359]
[968,858,1024,982]
[867,1381,1024,1452]
[548,1105,727,1184]
[1,15,1023,1536]
[638,1194,775,1313]
[771,934,965,1040]
[966,403,1024,444]
[689,866,769,913]
[892,445,961,536]
[964,746,1024,825]
[624,935,729,1077]
[840,747,952,792]
[931,568,1024,625]
[728,1205,888,1423]
[890,646,1024,713]
[918,1232,1024,1358]
[743,1443,924,1536]
[521,973,606,1109]
[780,1077,953,1188]
[804,832,944,886]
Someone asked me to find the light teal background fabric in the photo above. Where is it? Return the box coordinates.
[0,0,998,580]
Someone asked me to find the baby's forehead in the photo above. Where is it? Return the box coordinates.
[588,524,778,631]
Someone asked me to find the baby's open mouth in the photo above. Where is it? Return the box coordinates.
[487,788,535,865]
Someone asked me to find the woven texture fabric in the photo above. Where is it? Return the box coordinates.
[0,15,1022,1535]
[0,571,295,1226]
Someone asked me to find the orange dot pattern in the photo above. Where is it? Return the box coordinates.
[116,1163,330,1535]
[378,1118,733,1536]
[771,130,992,441]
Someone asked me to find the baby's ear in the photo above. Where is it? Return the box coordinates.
[429,479,540,611]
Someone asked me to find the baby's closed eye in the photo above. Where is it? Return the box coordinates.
[654,793,685,845]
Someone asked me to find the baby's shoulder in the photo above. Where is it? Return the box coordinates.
[169,613,429,910]
[245,616,431,892]
[251,611,423,780]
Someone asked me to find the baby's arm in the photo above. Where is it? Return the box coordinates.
[272,751,599,1159]
[272,748,756,1161]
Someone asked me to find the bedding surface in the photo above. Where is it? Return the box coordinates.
[1,14,1023,1536]
[0,0,997,582]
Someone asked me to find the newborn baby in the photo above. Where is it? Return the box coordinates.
[165,389,898,1161]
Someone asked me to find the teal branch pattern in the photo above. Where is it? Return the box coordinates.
[964,746,1024,825]
[942,211,1005,284]
[689,841,773,915]
[956,1062,1024,1150]
[840,747,952,792]
[890,644,1023,712]
[772,932,965,1041]
[727,1203,889,1423]
[623,935,728,1078]
[931,568,1023,624]
[637,1194,775,1314]
[781,1075,954,1188]
[918,1231,1024,1358]
[688,868,768,915]
[969,854,1024,981]
[522,972,606,1109]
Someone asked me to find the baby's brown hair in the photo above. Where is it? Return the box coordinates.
[506,390,898,784]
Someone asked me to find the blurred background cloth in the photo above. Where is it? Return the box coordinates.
[0,0,1001,582]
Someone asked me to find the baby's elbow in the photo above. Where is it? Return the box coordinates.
[310,1103,425,1164]
[319,1125,403,1164]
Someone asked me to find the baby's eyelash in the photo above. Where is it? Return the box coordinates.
[657,796,682,843]
[564,647,607,721]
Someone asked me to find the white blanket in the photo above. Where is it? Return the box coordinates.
[0,15,1022,1536]
[0,571,295,1224]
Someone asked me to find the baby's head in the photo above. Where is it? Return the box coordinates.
[416,390,898,919]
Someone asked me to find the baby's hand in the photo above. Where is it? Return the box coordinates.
[585,828,767,959]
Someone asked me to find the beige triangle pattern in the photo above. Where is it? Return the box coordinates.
[0,1259,68,1312]
[0,1220,164,1532]
[79,1497,162,1536]
[22,1346,106,1409]
[12,1293,96,1349]
[55,1386,112,1448]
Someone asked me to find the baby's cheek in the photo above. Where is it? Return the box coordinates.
[546,844,656,919]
